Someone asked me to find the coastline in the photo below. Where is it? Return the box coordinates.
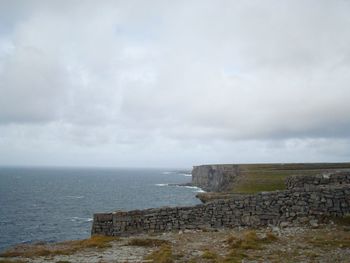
[2,163,350,262]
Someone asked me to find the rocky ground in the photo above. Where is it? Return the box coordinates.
[1,222,350,263]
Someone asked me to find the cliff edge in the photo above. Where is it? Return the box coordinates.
[191,162,350,195]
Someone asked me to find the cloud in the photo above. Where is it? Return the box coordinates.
[0,0,349,166]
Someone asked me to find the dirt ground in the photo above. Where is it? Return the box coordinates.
[1,222,350,263]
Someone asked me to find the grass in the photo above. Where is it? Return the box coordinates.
[226,230,261,250]
[222,230,279,262]
[196,162,350,201]
[0,260,28,263]
[302,225,350,251]
[0,235,117,258]
[264,232,279,242]
[231,163,350,194]
[145,244,174,263]
[194,230,279,263]
[222,250,249,263]
[307,236,350,249]
[202,249,220,261]
[127,238,170,247]
[69,235,117,249]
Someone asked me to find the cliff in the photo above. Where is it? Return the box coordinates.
[191,162,350,194]
[191,164,240,192]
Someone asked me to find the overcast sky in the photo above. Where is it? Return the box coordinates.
[0,0,349,168]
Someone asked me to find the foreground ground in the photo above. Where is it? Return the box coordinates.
[1,220,350,263]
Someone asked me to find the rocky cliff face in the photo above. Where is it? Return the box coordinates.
[191,164,241,192]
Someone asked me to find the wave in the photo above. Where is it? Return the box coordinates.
[155,183,205,193]
[184,186,205,192]
[162,171,174,175]
[155,183,168,186]
[162,171,192,176]
[179,173,192,177]
[65,195,85,199]
[70,217,93,222]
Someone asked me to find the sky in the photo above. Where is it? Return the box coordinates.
[0,0,350,168]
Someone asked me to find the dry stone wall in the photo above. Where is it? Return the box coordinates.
[92,173,350,236]
[285,172,350,190]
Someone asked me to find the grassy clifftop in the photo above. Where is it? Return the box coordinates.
[195,162,350,202]
[233,163,350,193]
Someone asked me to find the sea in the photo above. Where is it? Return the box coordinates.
[0,167,203,252]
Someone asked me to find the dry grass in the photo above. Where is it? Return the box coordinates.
[0,260,28,263]
[191,230,279,263]
[202,249,220,261]
[222,250,249,263]
[69,235,117,249]
[127,238,170,247]
[145,244,174,263]
[223,230,279,262]
[226,230,261,250]
[0,235,117,258]
[0,246,52,258]
[301,224,350,250]
[307,236,350,249]
[263,231,279,242]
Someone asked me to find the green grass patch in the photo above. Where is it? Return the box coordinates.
[233,180,286,194]
[229,163,350,194]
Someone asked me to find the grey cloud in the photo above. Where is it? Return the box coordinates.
[0,0,349,166]
[0,45,70,123]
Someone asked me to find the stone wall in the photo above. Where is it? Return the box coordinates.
[92,173,350,236]
[191,164,240,192]
[285,172,350,190]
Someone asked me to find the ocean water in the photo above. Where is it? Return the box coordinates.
[0,167,202,252]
